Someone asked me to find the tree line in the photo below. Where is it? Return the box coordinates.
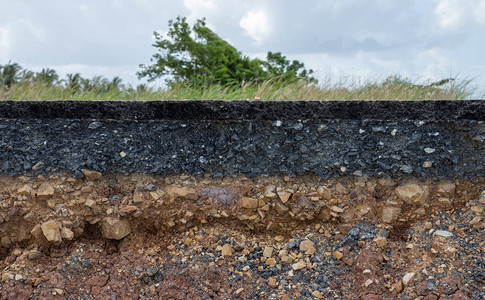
[2,16,318,92]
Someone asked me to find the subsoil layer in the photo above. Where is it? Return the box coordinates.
[0,174,484,299]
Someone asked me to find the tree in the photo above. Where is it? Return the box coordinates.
[138,16,316,86]
[0,61,22,88]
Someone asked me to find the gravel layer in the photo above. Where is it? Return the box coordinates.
[1,118,484,179]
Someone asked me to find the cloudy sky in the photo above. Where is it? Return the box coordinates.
[1,0,484,94]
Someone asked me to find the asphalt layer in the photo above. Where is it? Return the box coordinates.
[0,100,484,120]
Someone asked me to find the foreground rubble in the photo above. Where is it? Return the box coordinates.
[0,173,484,299]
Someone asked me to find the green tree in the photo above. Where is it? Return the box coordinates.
[138,16,316,86]
[35,68,59,85]
[0,61,22,88]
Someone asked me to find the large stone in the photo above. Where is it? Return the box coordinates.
[166,186,198,201]
[241,197,259,209]
[81,169,102,181]
[395,184,429,204]
[382,206,402,223]
[41,220,61,243]
[101,217,131,240]
[37,183,54,201]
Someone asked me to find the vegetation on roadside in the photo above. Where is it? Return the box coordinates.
[0,16,477,100]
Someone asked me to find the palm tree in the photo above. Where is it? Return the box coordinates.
[65,73,83,92]
[35,68,59,85]
[0,61,22,88]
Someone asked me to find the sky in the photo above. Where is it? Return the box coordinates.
[1,0,484,95]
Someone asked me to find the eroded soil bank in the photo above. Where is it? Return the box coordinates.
[0,173,484,299]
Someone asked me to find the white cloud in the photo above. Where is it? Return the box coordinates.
[434,0,485,30]
[239,9,271,44]
[0,26,10,62]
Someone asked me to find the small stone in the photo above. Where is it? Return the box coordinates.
[433,230,453,238]
[316,186,332,200]
[221,244,232,257]
[81,169,102,181]
[374,236,387,248]
[266,257,276,266]
[85,199,96,207]
[333,251,343,260]
[268,277,277,288]
[119,205,138,214]
[274,235,284,242]
[382,206,401,223]
[61,227,74,241]
[17,184,32,196]
[235,287,244,295]
[274,202,289,214]
[299,239,315,252]
[424,148,435,153]
[101,217,131,240]
[263,246,274,258]
[311,290,323,299]
[149,191,160,201]
[364,279,373,287]
[277,191,292,204]
[395,184,429,204]
[241,197,259,209]
[422,161,432,168]
[15,274,23,281]
[32,162,45,171]
[331,206,344,213]
[471,206,483,213]
[166,186,198,200]
[424,221,433,229]
[41,220,61,243]
[292,261,306,270]
[402,272,415,286]
[119,151,127,158]
[37,183,54,201]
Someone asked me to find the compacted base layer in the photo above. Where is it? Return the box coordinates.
[0,173,483,299]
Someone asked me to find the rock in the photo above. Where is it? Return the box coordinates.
[17,185,32,196]
[333,251,343,260]
[166,186,198,201]
[299,239,315,252]
[41,220,61,243]
[32,162,45,171]
[316,186,332,200]
[221,244,232,257]
[381,206,401,223]
[274,202,289,214]
[277,191,292,203]
[263,246,274,258]
[331,206,344,213]
[61,227,74,241]
[433,230,453,238]
[101,217,131,240]
[292,261,306,270]
[374,236,387,248]
[364,279,374,287]
[81,169,102,181]
[395,184,429,204]
[311,290,324,299]
[37,183,54,201]
[119,205,138,215]
[402,272,415,286]
[437,182,455,195]
[241,197,259,209]
[265,257,276,266]
[268,277,277,288]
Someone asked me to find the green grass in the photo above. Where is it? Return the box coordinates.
[0,75,476,100]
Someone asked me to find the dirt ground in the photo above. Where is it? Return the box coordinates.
[0,174,483,299]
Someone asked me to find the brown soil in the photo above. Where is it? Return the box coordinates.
[0,174,484,299]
